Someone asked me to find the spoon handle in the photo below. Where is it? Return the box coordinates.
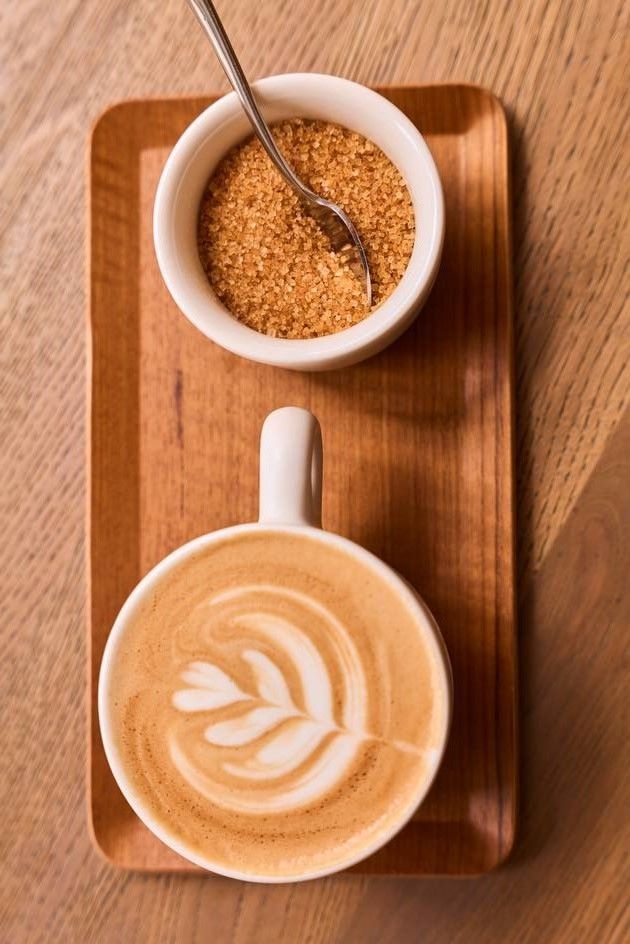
[186,0,310,199]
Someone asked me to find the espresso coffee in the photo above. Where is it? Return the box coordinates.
[104,529,449,878]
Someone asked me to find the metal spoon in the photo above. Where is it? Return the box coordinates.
[186,0,372,305]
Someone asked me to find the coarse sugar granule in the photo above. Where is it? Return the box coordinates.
[197,118,415,339]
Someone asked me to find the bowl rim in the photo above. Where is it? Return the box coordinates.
[153,72,445,368]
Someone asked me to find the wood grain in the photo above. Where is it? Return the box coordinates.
[1,0,628,941]
[88,86,515,876]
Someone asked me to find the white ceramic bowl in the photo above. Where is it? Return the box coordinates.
[154,73,444,371]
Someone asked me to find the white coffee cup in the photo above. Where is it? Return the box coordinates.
[154,73,444,371]
[98,407,452,881]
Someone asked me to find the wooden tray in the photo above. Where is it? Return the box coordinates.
[88,86,516,876]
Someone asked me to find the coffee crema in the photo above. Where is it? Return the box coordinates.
[105,530,448,878]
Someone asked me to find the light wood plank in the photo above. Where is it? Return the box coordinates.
[1,0,627,941]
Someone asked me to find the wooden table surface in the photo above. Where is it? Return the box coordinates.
[1,1,628,941]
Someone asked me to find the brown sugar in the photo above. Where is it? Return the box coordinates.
[197,119,415,339]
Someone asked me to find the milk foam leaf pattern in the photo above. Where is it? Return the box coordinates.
[171,645,364,807]
[242,648,295,709]
[169,586,375,812]
[172,660,248,712]
[204,706,294,747]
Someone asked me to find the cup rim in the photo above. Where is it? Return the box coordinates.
[98,522,453,883]
[153,72,445,369]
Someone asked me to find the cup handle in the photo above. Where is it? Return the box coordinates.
[258,407,323,527]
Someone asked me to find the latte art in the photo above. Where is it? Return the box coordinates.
[105,530,449,878]
[168,585,426,817]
